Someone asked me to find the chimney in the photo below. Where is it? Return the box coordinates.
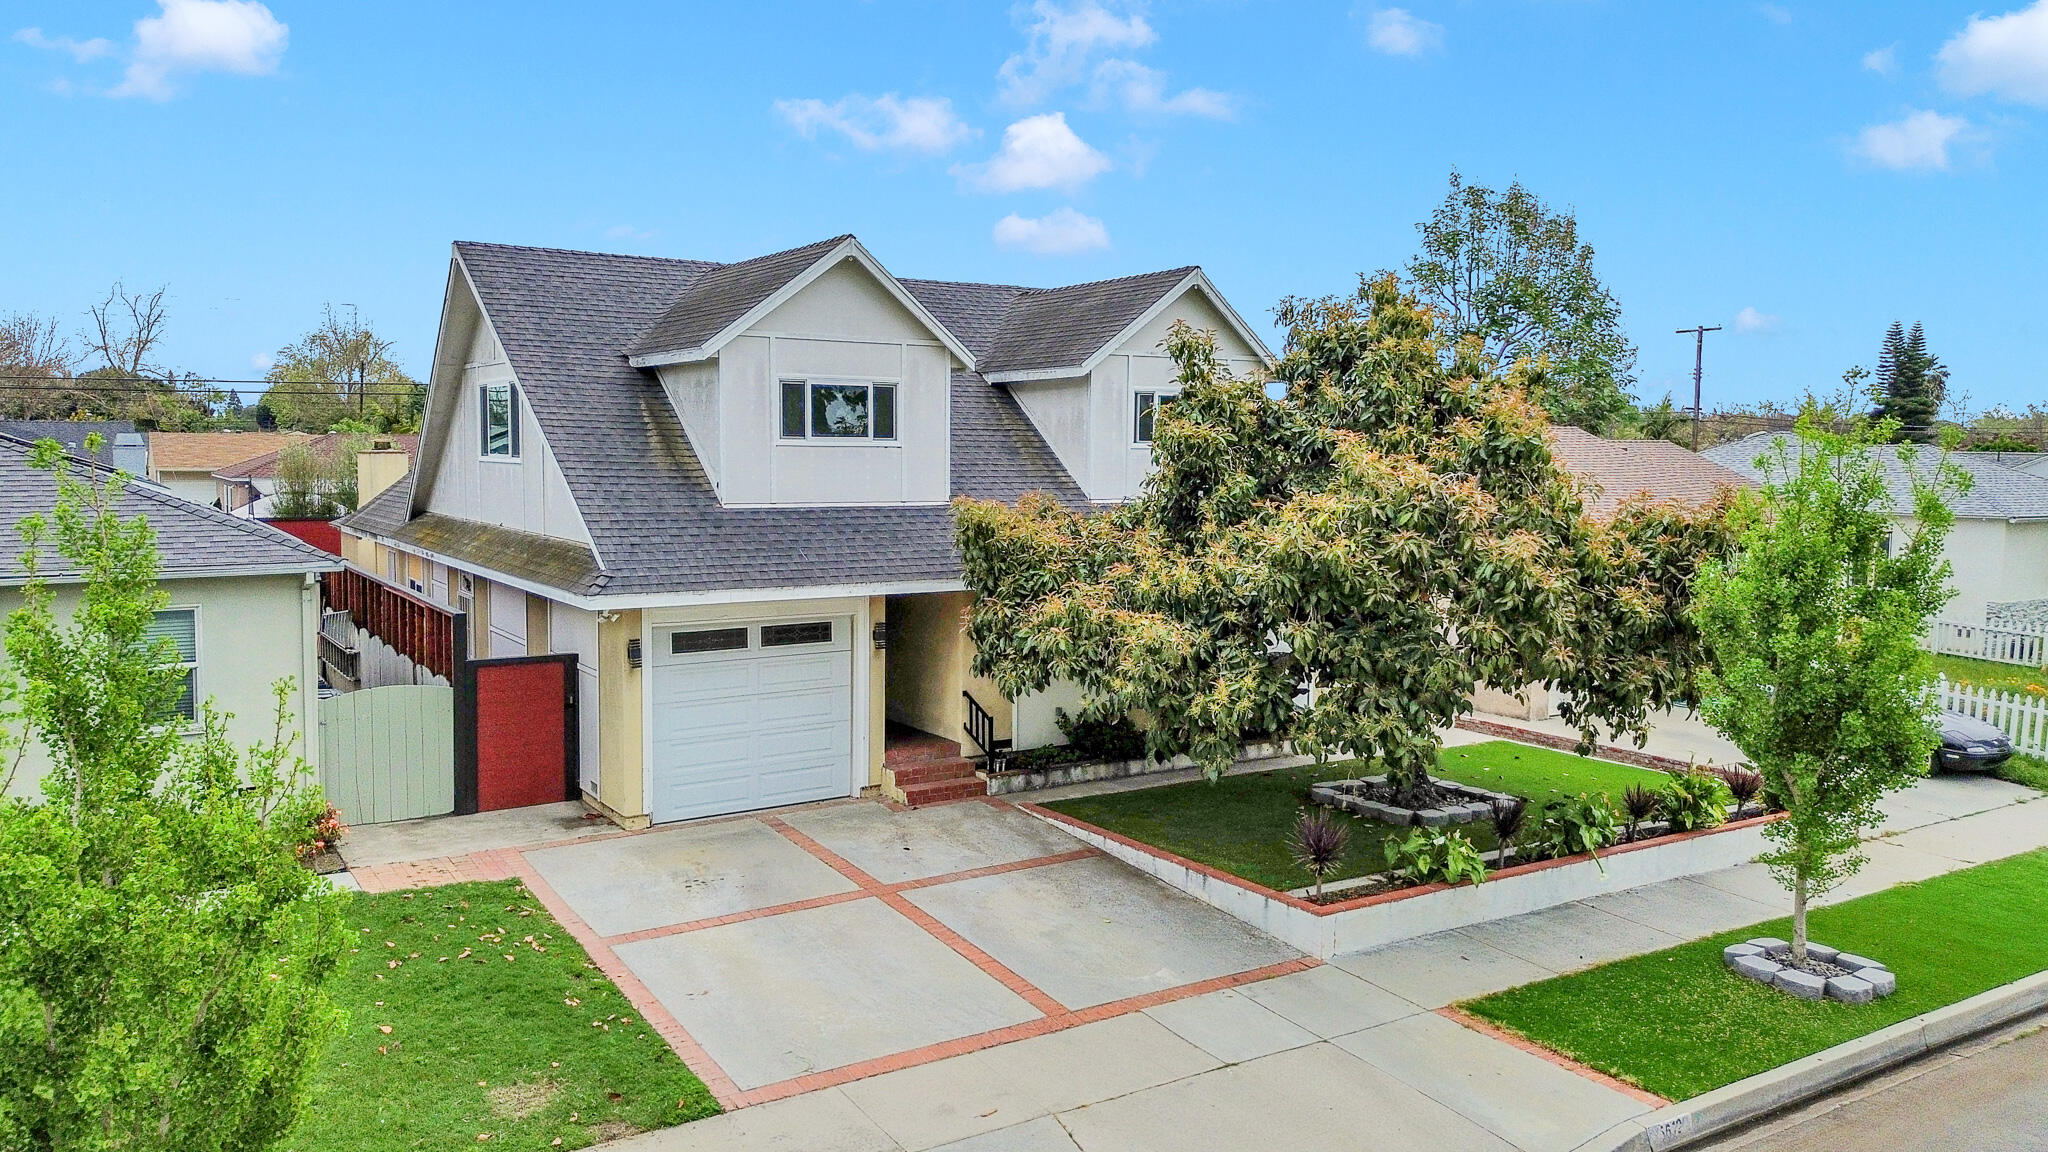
[356,440,410,506]
[112,432,149,477]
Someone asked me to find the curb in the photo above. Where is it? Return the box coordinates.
[1571,969,2048,1151]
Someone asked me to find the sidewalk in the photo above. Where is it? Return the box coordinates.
[612,774,2046,1152]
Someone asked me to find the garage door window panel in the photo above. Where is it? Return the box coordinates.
[761,621,832,647]
[673,627,749,655]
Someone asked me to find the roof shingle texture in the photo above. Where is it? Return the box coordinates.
[0,435,338,584]
[214,433,419,481]
[415,242,1096,597]
[627,236,848,358]
[149,431,312,473]
[0,421,137,467]
[1702,433,2048,520]
[971,266,1197,375]
[1546,427,1753,518]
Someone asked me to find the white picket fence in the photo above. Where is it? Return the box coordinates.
[1936,675,2048,757]
[1929,621,2048,668]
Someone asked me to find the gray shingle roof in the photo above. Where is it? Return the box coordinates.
[1702,432,2048,520]
[0,434,339,585]
[409,242,1094,597]
[627,236,849,358]
[0,421,137,467]
[973,266,1198,376]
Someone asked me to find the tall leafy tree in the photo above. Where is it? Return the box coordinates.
[1692,413,1961,963]
[955,275,1736,797]
[1404,170,1638,433]
[1868,321,1947,442]
[0,438,346,1150]
[261,306,422,433]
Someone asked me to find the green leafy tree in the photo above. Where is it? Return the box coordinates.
[955,275,1737,799]
[1692,412,1962,963]
[1405,170,1638,433]
[0,437,346,1150]
[1868,321,1947,443]
[261,306,422,433]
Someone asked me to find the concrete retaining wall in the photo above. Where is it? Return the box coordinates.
[1025,804,1777,959]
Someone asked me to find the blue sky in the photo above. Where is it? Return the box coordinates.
[3,1,2045,413]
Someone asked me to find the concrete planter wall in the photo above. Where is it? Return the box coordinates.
[984,741,1295,795]
[1022,803,1780,959]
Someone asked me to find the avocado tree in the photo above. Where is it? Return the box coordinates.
[954,275,1737,801]
[0,438,346,1150]
[1692,414,1961,963]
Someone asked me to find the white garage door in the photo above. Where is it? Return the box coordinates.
[649,617,853,823]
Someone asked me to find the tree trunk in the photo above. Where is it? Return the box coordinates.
[1790,870,1809,965]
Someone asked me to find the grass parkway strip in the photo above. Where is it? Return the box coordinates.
[1460,847,2048,1102]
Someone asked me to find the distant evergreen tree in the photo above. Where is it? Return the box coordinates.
[1870,321,1946,442]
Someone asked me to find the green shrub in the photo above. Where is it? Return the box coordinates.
[1531,793,1620,863]
[1659,769,1730,832]
[1054,708,1149,763]
[1384,827,1489,887]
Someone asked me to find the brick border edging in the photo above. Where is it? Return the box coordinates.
[1453,716,1728,775]
[1021,800,1782,919]
[1437,1006,1669,1109]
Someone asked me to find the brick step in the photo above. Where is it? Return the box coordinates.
[884,737,965,765]
[889,757,979,786]
[900,777,987,807]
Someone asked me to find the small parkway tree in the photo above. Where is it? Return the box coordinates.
[955,275,1737,803]
[1693,413,1961,964]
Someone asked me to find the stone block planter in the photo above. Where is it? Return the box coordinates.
[1724,938,1896,1003]
[984,741,1297,795]
[1310,775,1519,827]
[1023,801,1780,959]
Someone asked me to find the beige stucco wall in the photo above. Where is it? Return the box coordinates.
[868,595,887,787]
[885,591,1011,753]
[593,608,646,826]
[2,572,321,799]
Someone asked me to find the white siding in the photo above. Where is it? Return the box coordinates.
[1007,377,1095,494]
[660,360,721,486]
[420,315,591,543]
[549,602,603,793]
[487,579,526,657]
[1929,517,2048,626]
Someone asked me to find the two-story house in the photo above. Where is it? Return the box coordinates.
[337,235,1270,828]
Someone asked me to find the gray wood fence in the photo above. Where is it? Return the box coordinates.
[318,684,455,824]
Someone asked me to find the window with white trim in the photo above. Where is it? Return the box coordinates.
[480,381,520,457]
[1134,390,1178,443]
[146,608,199,725]
[778,380,897,441]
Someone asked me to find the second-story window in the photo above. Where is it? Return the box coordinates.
[481,381,520,458]
[779,379,897,441]
[1133,389,1180,444]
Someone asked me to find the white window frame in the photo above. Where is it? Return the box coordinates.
[480,380,521,459]
[148,606,201,732]
[777,377,899,443]
[1133,388,1178,444]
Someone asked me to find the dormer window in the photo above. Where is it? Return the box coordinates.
[1134,390,1178,443]
[480,381,520,458]
[779,379,897,441]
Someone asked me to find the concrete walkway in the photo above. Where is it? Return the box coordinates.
[612,774,2047,1152]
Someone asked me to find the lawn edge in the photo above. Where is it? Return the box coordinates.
[1562,969,2048,1152]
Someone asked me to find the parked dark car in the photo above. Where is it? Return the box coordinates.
[1934,710,2014,772]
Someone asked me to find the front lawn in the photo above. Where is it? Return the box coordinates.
[1932,653,2048,700]
[286,880,718,1152]
[1461,848,2048,1101]
[1995,753,2048,792]
[1038,740,1671,891]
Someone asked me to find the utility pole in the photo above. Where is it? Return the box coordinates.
[1676,325,1722,451]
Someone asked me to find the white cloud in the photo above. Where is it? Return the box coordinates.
[12,27,115,62]
[774,93,975,154]
[999,1,1154,105]
[1937,0,2048,106]
[956,112,1110,192]
[1089,59,1232,118]
[1366,8,1443,56]
[110,0,287,101]
[993,207,1110,254]
[250,351,273,370]
[1863,45,1897,76]
[1852,109,1969,170]
[1733,306,1782,333]
[1757,3,1793,26]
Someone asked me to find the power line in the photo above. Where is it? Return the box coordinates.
[0,373,416,387]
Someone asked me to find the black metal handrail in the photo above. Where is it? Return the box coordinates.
[962,690,1012,773]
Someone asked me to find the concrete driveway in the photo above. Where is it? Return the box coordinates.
[510,798,1305,1106]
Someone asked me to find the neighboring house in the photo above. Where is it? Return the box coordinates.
[0,434,340,797]
[1473,429,1754,721]
[337,234,1271,826]
[1704,433,2048,625]
[0,420,148,473]
[1972,450,2048,479]
[215,432,420,518]
[147,430,311,506]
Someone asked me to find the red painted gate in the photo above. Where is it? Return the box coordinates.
[457,653,578,814]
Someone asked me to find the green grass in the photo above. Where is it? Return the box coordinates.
[1038,740,1671,891]
[1995,752,2048,792]
[1931,653,2048,699]
[1462,848,2048,1102]
[286,881,718,1152]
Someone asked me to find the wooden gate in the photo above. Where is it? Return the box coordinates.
[318,684,456,824]
[458,653,579,814]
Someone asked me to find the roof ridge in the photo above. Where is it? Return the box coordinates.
[1020,264,1200,297]
[698,233,854,271]
[0,432,337,564]
[898,275,1036,293]
[454,240,720,268]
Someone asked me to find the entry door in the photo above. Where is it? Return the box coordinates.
[649,617,852,823]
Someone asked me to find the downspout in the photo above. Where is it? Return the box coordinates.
[302,572,321,780]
